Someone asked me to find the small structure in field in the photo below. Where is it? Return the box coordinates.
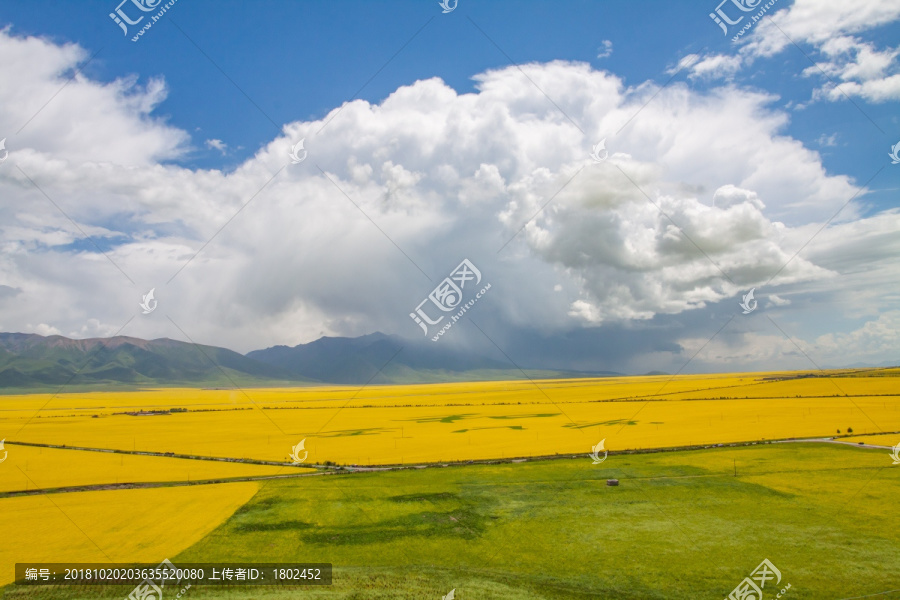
[607,479,619,486]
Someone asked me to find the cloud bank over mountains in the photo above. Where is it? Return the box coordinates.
[0,25,896,373]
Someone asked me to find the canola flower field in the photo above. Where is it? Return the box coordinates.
[1,368,898,595]
[2,369,898,466]
[0,483,259,586]
[0,444,310,493]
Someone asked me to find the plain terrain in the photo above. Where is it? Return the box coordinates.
[4,443,899,599]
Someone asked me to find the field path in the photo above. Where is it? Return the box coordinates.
[776,438,895,449]
[0,469,333,498]
[3,436,896,498]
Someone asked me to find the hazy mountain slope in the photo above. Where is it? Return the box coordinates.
[246,332,612,384]
[0,333,308,388]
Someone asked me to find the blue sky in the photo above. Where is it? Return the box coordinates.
[0,0,898,373]
[4,0,896,193]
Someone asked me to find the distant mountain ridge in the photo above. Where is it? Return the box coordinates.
[0,332,304,389]
[247,332,516,385]
[0,331,609,389]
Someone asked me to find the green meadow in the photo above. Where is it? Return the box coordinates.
[5,443,899,599]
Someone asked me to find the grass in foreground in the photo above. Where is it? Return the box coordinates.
[5,443,898,599]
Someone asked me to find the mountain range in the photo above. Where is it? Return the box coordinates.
[0,332,609,390]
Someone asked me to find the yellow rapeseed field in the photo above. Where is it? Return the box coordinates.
[0,482,258,586]
[0,369,895,596]
[0,444,309,493]
[1,369,896,466]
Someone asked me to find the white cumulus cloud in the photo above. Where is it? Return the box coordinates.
[0,28,896,371]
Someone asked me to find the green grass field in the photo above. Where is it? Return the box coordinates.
[4,442,899,599]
